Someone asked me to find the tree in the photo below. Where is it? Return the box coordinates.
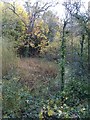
[42,10,59,42]
[63,0,90,73]
[60,18,69,91]
[2,2,26,39]
[2,0,58,57]
[3,0,58,33]
[88,1,90,73]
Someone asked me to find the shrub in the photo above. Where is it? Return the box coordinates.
[40,40,61,62]
[3,76,45,118]
[3,77,31,118]
[39,79,89,119]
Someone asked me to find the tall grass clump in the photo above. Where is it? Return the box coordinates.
[2,37,17,76]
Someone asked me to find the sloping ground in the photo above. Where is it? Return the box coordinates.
[17,58,59,91]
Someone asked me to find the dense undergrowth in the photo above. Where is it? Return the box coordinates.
[3,74,89,119]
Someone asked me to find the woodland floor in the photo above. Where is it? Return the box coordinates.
[17,57,59,92]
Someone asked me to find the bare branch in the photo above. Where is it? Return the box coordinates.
[3,1,27,27]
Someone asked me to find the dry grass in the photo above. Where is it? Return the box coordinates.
[17,58,59,91]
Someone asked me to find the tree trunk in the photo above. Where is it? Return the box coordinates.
[88,31,90,73]
[80,34,84,69]
[61,22,66,91]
